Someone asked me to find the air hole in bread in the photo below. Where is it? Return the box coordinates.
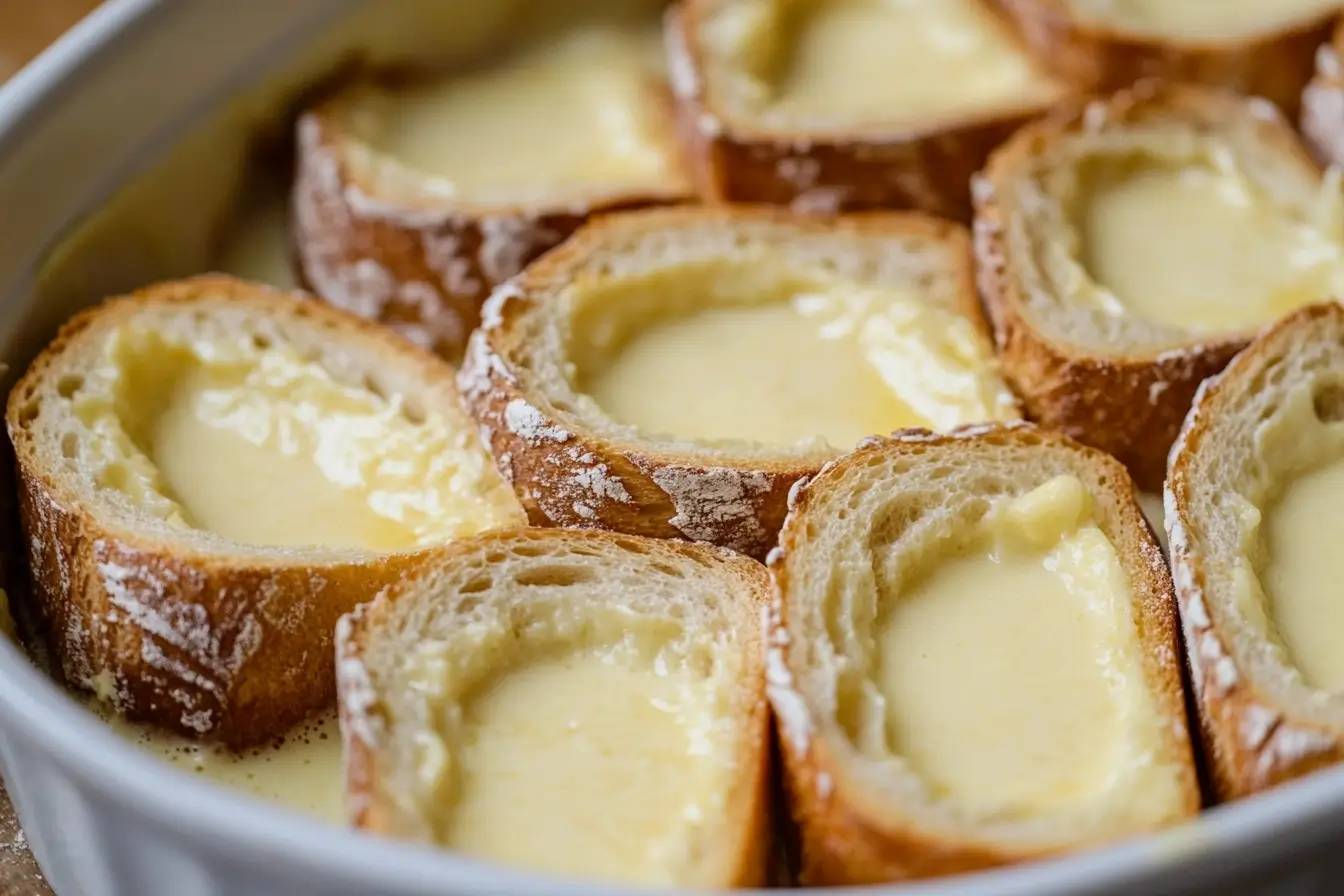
[513,565,597,588]
[509,543,550,559]
[613,537,652,556]
[1312,381,1344,424]
[16,403,38,425]
[651,561,687,579]
[402,402,427,426]
[251,333,272,351]
[56,375,83,399]
[60,433,78,460]
[460,576,493,595]
[362,373,388,402]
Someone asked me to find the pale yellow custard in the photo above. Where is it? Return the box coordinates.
[706,0,1053,129]
[1259,457,1344,689]
[102,709,343,822]
[873,476,1185,820]
[212,189,299,290]
[1064,0,1338,38]
[71,324,518,550]
[439,640,732,884]
[575,261,1017,450]
[1077,157,1344,333]
[351,26,674,204]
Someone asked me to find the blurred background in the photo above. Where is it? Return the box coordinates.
[0,1,100,81]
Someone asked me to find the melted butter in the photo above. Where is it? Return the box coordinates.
[1260,456,1344,689]
[577,262,1016,450]
[439,641,732,885]
[1065,0,1338,37]
[1077,158,1344,333]
[73,325,519,550]
[355,26,673,203]
[102,709,344,822]
[874,476,1186,820]
[713,0,1049,128]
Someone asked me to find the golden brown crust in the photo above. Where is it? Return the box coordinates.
[458,205,1010,560]
[6,275,522,748]
[336,527,774,886]
[666,1,1070,220]
[1166,303,1344,802]
[973,81,1320,492]
[293,74,691,361]
[1302,19,1344,167]
[769,423,1200,883]
[992,0,1336,118]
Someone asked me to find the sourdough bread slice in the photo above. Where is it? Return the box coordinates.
[974,80,1344,491]
[665,0,1069,219]
[1167,302,1344,800]
[294,23,691,361]
[336,527,771,886]
[458,206,1020,559]
[768,423,1199,884]
[993,0,1338,118]
[6,276,524,747]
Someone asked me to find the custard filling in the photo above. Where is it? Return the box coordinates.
[401,617,740,885]
[346,26,674,204]
[1064,0,1339,38]
[1072,152,1344,333]
[67,324,518,550]
[571,259,1017,450]
[1234,383,1344,690]
[703,0,1051,129]
[859,477,1186,820]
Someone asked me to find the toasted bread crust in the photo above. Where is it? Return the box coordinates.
[459,205,1007,559]
[7,276,521,748]
[769,423,1200,883]
[992,0,1335,118]
[293,80,690,361]
[665,2,1068,220]
[336,528,775,886]
[973,81,1319,492]
[1167,303,1344,801]
[1302,20,1344,167]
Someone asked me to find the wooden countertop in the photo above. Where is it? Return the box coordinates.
[0,7,100,892]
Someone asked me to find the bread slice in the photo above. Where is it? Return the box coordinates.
[1167,302,1344,800]
[459,206,1020,559]
[665,0,1069,219]
[1303,18,1344,167]
[993,0,1338,118]
[973,80,1344,492]
[6,276,524,748]
[294,23,692,361]
[767,423,1199,884]
[335,527,771,886]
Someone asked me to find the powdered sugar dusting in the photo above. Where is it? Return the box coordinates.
[763,601,811,754]
[650,466,772,552]
[336,611,382,751]
[504,399,571,445]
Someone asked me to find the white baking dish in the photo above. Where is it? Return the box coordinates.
[2,1,1344,893]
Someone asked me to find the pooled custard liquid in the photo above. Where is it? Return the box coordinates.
[1078,159,1344,333]
[873,477,1186,819]
[579,265,1015,449]
[100,709,344,822]
[437,641,732,884]
[763,0,1047,125]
